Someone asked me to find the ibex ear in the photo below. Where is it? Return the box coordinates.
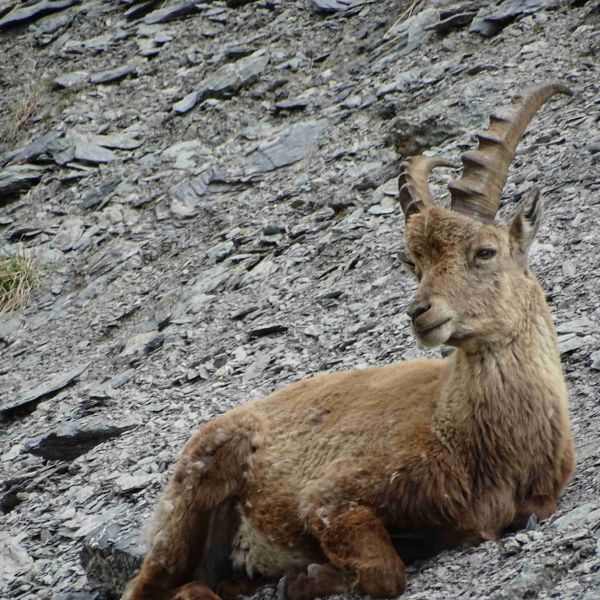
[399,183,423,221]
[509,188,543,262]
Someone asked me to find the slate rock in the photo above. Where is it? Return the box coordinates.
[429,1,483,34]
[470,0,549,37]
[273,97,310,113]
[0,535,33,587]
[555,317,595,335]
[162,140,209,169]
[309,0,364,14]
[124,0,160,20]
[0,164,48,200]
[54,592,103,600]
[244,119,329,175]
[143,1,201,25]
[591,351,600,371]
[171,171,212,215]
[381,7,441,56]
[26,419,137,461]
[242,351,272,383]
[49,135,116,166]
[52,70,90,89]
[225,0,260,7]
[73,138,117,164]
[85,131,144,150]
[115,473,157,493]
[207,240,234,264]
[400,8,441,54]
[81,176,122,210]
[557,333,591,355]
[553,503,599,530]
[90,63,138,85]
[248,324,288,338]
[173,50,269,113]
[54,216,85,251]
[119,331,164,358]
[108,368,136,389]
[0,0,78,29]
[1,130,64,166]
[33,10,73,38]
[0,363,89,419]
[81,524,145,597]
[389,110,466,156]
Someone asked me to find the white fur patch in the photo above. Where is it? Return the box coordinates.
[231,510,308,578]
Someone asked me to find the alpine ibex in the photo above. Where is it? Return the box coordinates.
[123,83,575,600]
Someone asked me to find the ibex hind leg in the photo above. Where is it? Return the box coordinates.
[122,410,266,600]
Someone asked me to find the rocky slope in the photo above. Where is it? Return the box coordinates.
[0,0,599,599]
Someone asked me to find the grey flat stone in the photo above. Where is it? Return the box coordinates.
[1,363,89,418]
[470,0,548,36]
[553,503,599,530]
[143,1,200,25]
[109,368,136,389]
[81,175,122,210]
[173,50,269,113]
[0,164,48,200]
[53,216,85,251]
[33,11,72,37]
[162,140,209,169]
[1,130,62,166]
[555,317,596,335]
[115,473,157,493]
[90,63,137,85]
[124,0,159,20]
[245,119,329,175]
[119,331,164,358]
[0,0,78,29]
[73,138,116,164]
[53,70,89,89]
[309,0,364,13]
[557,334,594,355]
[85,132,144,150]
[0,536,33,588]
[26,419,137,461]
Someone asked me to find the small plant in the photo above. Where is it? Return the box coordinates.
[0,248,37,318]
[7,89,40,142]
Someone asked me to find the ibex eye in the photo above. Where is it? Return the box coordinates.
[476,248,497,260]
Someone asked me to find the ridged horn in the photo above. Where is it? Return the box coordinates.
[448,82,572,222]
[398,156,458,216]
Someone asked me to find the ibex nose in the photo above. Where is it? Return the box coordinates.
[407,301,431,323]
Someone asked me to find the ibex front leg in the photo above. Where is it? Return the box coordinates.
[281,506,406,600]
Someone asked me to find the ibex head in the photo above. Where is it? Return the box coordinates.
[399,83,572,350]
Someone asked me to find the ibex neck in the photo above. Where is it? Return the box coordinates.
[434,284,567,467]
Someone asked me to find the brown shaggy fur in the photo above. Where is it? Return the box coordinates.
[122,192,574,600]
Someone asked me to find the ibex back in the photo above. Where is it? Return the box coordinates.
[123,82,575,600]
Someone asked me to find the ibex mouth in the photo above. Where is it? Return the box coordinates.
[415,318,452,335]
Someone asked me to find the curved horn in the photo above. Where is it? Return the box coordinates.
[399,155,458,206]
[448,82,572,222]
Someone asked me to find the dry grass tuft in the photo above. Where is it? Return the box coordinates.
[0,248,37,318]
[398,0,427,21]
[7,89,40,142]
